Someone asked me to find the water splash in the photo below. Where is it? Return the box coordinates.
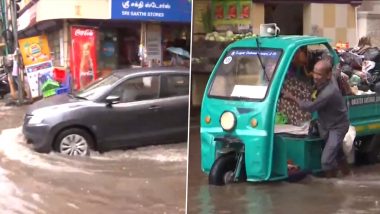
[90,143,188,162]
[0,126,187,173]
[0,127,92,174]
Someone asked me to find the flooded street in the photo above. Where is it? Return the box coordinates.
[0,102,187,214]
[187,126,380,214]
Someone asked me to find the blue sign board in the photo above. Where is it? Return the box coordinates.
[111,0,192,23]
[102,42,116,57]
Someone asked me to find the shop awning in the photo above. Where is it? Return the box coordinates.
[252,0,362,5]
[18,20,63,39]
[17,3,37,32]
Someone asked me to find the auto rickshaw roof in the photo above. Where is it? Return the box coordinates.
[229,35,332,50]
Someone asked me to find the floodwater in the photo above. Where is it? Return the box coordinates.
[187,126,380,214]
[0,102,187,214]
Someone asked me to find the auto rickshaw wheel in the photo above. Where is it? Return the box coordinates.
[353,135,373,165]
[208,152,245,186]
[367,135,380,164]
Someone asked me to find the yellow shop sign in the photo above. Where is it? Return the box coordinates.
[18,35,51,66]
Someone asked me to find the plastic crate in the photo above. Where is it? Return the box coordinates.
[43,89,57,97]
[41,79,60,97]
[56,87,69,94]
[55,71,72,95]
[42,79,59,90]
[53,68,66,84]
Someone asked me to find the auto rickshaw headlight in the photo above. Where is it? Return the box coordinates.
[220,111,236,131]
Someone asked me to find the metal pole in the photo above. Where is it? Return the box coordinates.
[140,22,146,67]
[1,0,9,55]
[1,0,19,101]
[10,0,23,104]
[10,0,17,53]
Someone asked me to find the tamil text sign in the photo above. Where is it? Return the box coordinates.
[111,0,191,22]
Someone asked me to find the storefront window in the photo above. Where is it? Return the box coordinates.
[161,23,191,66]
[47,30,61,66]
[97,24,141,75]
[98,30,118,77]
[117,25,141,68]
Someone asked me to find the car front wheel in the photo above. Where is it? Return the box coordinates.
[54,128,93,156]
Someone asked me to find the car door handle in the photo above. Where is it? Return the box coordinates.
[148,105,161,111]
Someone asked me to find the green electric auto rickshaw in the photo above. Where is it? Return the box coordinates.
[200,24,380,185]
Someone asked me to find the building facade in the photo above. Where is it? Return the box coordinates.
[193,0,360,45]
[17,0,191,80]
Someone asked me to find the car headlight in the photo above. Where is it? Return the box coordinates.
[28,115,44,125]
[220,111,236,131]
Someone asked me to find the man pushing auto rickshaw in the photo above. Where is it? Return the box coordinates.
[283,59,351,178]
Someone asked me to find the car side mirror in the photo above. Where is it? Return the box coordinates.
[105,95,120,106]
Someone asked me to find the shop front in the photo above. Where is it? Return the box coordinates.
[193,0,362,41]
[71,20,143,78]
[192,0,254,107]
[16,0,110,91]
[110,0,192,68]
[16,0,191,94]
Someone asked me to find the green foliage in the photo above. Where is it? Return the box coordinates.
[204,31,255,42]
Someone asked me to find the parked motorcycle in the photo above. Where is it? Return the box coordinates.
[0,69,10,99]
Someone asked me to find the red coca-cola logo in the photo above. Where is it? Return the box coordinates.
[74,29,94,37]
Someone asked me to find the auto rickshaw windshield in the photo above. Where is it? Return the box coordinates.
[208,48,282,100]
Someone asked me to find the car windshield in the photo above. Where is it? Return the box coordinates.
[75,74,122,100]
[208,48,282,100]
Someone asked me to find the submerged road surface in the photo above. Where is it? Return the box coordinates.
[0,102,187,214]
[187,125,380,214]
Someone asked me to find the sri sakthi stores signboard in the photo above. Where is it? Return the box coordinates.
[111,0,191,22]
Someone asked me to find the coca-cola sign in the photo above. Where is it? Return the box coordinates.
[70,26,98,90]
[74,29,94,37]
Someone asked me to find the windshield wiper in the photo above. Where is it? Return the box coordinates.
[68,93,88,100]
[255,37,269,81]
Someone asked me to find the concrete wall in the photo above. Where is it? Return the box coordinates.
[358,13,380,47]
[304,3,357,47]
[192,1,210,35]
[37,0,110,21]
[357,0,380,47]
[251,3,265,35]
